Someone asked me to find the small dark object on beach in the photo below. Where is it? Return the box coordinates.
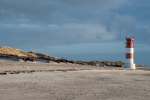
[20,71,25,73]
[26,71,33,74]
[4,70,11,73]
[7,71,19,74]
[48,70,55,72]
[30,70,36,73]
[62,70,67,72]
[67,69,76,71]
[0,72,7,75]
[9,72,15,74]
[37,70,43,72]
[13,71,20,74]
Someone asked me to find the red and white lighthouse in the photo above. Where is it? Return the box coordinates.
[124,36,136,69]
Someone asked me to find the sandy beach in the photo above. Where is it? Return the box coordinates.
[0,60,150,100]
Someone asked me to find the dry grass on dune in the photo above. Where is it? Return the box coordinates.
[0,46,49,58]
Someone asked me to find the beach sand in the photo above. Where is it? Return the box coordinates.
[0,60,150,100]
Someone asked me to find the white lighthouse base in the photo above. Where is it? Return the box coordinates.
[124,63,136,69]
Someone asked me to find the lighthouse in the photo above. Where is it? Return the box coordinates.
[124,36,136,69]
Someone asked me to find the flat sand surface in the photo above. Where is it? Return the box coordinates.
[0,60,150,100]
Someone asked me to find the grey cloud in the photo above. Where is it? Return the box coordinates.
[0,0,150,48]
[0,24,116,49]
[0,0,124,24]
[56,0,122,7]
[0,0,55,23]
[111,0,150,21]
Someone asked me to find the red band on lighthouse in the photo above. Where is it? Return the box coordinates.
[126,53,133,59]
[126,45,134,48]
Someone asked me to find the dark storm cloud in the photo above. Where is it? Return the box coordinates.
[0,0,150,48]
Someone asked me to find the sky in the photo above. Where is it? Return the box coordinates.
[0,0,150,67]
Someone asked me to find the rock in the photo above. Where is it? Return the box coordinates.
[101,61,124,67]
[30,70,36,73]
[89,60,101,66]
[136,64,148,69]
[13,71,20,74]
[74,61,89,65]
[20,71,25,73]
[4,70,11,73]
[9,72,15,74]
[0,72,7,75]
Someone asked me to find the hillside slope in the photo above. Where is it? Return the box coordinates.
[0,46,148,68]
[0,46,53,58]
[0,46,35,57]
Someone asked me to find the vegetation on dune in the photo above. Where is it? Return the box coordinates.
[0,46,148,68]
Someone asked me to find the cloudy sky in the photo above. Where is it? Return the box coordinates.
[0,0,150,67]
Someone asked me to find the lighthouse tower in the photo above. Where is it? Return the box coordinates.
[124,36,136,69]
